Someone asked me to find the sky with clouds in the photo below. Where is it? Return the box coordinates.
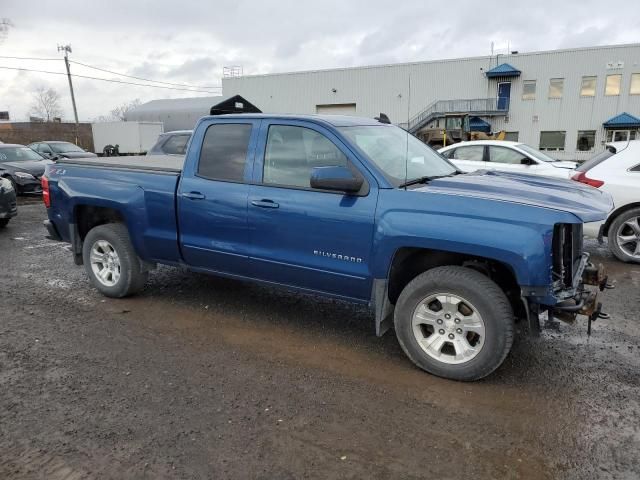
[0,0,638,121]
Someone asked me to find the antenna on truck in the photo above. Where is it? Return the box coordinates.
[403,73,411,190]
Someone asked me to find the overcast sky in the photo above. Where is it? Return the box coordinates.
[1,0,639,121]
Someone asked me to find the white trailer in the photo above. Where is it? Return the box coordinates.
[91,121,164,155]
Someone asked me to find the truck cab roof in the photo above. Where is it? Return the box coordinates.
[202,113,386,127]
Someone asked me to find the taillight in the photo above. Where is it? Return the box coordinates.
[571,171,604,188]
[42,176,51,207]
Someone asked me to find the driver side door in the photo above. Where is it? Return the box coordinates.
[247,121,378,301]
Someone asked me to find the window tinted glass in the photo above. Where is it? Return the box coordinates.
[198,124,252,181]
[51,142,84,153]
[163,134,190,155]
[339,125,456,186]
[264,125,347,188]
[489,146,528,164]
[0,147,45,161]
[631,164,640,172]
[39,144,53,153]
[451,146,484,161]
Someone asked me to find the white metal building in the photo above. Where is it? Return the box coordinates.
[223,43,640,160]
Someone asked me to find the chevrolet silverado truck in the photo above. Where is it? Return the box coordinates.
[42,114,613,381]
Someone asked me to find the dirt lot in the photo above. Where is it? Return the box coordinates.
[1,198,639,479]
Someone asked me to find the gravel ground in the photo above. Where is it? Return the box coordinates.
[1,198,639,479]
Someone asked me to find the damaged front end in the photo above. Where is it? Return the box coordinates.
[526,223,613,335]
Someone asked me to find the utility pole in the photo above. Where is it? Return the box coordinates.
[58,44,79,145]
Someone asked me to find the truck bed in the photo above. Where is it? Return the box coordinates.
[56,154,184,173]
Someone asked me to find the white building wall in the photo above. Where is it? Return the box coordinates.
[223,44,640,160]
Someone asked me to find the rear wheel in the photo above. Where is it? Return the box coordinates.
[609,208,640,264]
[82,223,148,297]
[0,218,9,228]
[394,266,514,381]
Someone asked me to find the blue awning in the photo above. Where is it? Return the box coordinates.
[469,116,491,133]
[485,63,521,78]
[603,112,640,129]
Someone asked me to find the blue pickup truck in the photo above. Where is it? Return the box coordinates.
[43,114,613,380]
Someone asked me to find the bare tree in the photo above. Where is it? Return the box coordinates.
[110,98,142,121]
[31,86,63,122]
[0,18,13,44]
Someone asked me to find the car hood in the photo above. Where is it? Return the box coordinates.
[415,170,613,222]
[1,160,53,176]
[58,151,97,158]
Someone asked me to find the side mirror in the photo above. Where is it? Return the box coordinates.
[520,157,533,165]
[310,166,363,193]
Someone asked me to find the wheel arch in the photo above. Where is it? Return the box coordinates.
[602,202,640,237]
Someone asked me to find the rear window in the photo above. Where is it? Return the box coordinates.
[576,146,616,172]
[197,124,252,182]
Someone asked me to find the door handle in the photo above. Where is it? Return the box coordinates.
[183,191,206,200]
[251,199,279,209]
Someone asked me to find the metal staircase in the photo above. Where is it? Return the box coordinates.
[402,98,509,133]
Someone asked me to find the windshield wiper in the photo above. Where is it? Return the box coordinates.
[398,171,462,189]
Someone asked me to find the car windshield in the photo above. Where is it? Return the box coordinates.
[339,125,457,186]
[517,144,560,163]
[51,142,85,153]
[0,147,45,162]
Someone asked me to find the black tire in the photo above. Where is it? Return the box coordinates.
[0,218,9,228]
[82,223,148,298]
[608,207,640,264]
[394,266,514,381]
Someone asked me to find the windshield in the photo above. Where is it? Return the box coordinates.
[0,147,45,162]
[51,142,85,153]
[339,125,457,186]
[517,144,559,163]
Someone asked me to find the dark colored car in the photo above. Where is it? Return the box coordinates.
[0,176,17,227]
[146,130,192,156]
[28,141,97,159]
[0,144,52,195]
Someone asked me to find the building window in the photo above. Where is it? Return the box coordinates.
[605,74,622,96]
[539,131,566,151]
[606,130,638,142]
[576,131,596,151]
[504,131,519,141]
[580,76,597,97]
[522,81,536,100]
[548,78,564,99]
[631,73,640,95]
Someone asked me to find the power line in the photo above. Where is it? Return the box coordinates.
[0,55,59,61]
[0,65,221,93]
[69,59,222,90]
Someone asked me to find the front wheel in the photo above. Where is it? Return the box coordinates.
[394,266,514,381]
[608,208,640,264]
[82,223,148,297]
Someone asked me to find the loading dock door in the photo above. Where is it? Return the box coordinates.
[315,103,357,115]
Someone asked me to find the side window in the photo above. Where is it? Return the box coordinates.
[263,125,347,188]
[451,146,484,161]
[197,124,252,182]
[489,146,529,165]
[163,134,190,155]
[631,164,640,172]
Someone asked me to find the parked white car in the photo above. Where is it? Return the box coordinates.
[571,140,640,263]
[439,140,577,179]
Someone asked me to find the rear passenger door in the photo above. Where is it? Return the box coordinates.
[446,145,486,172]
[177,119,260,275]
[247,120,378,301]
